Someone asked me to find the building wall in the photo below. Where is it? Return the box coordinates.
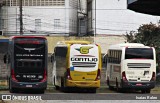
[2,0,78,35]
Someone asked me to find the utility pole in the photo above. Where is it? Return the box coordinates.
[78,0,81,36]
[19,0,23,35]
[94,0,96,43]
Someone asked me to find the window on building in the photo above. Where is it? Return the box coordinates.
[1,19,4,29]
[54,19,60,30]
[35,19,41,31]
[5,0,65,6]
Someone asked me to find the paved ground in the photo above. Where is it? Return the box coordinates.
[0,86,159,102]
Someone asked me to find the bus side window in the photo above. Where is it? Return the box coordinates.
[109,50,112,63]
[55,47,67,57]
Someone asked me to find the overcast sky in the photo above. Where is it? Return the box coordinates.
[94,0,160,35]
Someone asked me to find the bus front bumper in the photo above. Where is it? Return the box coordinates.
[121,80,155,90]
[11,80,47,90]
[66,80,100,88]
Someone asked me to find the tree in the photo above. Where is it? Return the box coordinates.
[125,23,160,72]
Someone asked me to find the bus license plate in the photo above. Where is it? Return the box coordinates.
[136,83,142,86]
[26,85,32,87]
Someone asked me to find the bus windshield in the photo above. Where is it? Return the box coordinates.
[14,38,45,74]
[125,48,153,59]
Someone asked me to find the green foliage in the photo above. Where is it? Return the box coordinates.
[125,23,160,72]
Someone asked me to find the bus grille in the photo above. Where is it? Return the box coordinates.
[127,63,151,68]
[72,62,96,67]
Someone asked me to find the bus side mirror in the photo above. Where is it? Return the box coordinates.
[103,54,108,63]
[51,53,55,62]
[3,54,7,64]
[4,54,10,64]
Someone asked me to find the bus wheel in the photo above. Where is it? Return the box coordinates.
[109,86,114,90]
[55,86,59,90]
[88,88,96,93]
[116,80,119,92]
[108,79,114,90]
[141,90,146,93]
[10,88,17,93]
[36,89,45,94]
[39,90,45,94]
[60,77,66,92]
[141,89,151,93]
[107,77,109,85]
[146,89,151,93]
[9,78,17,93]
[9,88,13,93]
[54,77,59,90]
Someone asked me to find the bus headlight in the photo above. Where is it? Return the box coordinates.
[38,75,43,79]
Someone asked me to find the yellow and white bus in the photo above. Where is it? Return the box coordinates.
[105,43,156,93]
[51,41,101,93]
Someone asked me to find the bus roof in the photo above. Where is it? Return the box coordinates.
[10,36,46,40]
[56,41,91,46]
[109,43,147,50]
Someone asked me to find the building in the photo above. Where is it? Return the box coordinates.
[128,0,160,16]
[1,0,78,36]
[87,0,160,35]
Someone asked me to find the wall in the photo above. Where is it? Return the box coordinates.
[2,1,78,35]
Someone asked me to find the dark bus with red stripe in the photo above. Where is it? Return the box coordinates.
[4,36,48,93]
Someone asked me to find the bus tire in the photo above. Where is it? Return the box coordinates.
[91,88,96,93]
[146,89,151,93]
[116,79,119,92]
[109,86,114,90]
[54,77,59,90]
[107,77,109,86]
[60,77,66,92]
[141,90,146,93]
[9,78,17,93]
[10,87,18,93]
[55,86,59,90]
[53,76,56,86]
[88,88,96,93]
[107,77,114,90]
[39,90,45,94]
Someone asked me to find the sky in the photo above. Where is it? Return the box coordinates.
[94,0,160,35]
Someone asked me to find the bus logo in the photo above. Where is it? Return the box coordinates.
[75,46,93,54]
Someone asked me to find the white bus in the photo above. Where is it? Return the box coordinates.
[51,41,102,93]
[105,43,156,93]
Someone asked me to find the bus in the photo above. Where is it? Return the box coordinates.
[4,36,48,93]
[51,41,101,93]
[105,43,156,93]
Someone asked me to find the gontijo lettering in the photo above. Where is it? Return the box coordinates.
[71,57,98,62]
